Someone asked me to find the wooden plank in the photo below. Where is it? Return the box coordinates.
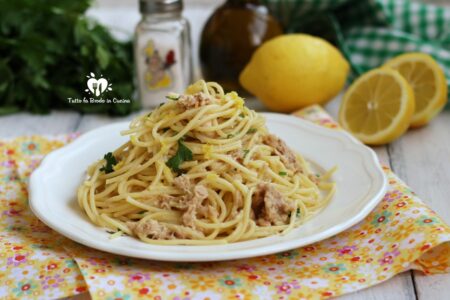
[387,112,450,222]
[413,273,450,300]
[388,111,450,300]
[0,111,80,138]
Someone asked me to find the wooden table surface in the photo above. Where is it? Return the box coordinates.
[1,1,449,299]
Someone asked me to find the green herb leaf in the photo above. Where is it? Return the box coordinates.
[226,133,234,139]
[0,1,138,115]
[243,149,250,158]
[239,113,245,118]
[166,94,180,101]
[288,208,301,218]
[100,152,117,173]
[279,171,287,176]
[166,139,193,173]
[247,128,257,134]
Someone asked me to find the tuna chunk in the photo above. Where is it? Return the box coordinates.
[150,175,212,230]
[127,176,212,239]
[127,219,173,239]
[251,183,296,226]
[262,134,301,172]
[127,219,195,240]
[182,185,209,228]
[154,194,190,210]
[172,175,212,228]
[178,92,212,110]
[173,175,193,194]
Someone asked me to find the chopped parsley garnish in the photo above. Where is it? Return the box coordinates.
[279,171,287,176]
[166,139,193,173]
[100,152,117,174]
[243,149,250,157]
[226,133,234,138]
[288,208,301,218]
[247,128,257,134]
[159,102,164,107]
[239,113,245,118]
[166,94,180,101]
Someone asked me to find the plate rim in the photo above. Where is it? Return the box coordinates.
[29,113,387,261]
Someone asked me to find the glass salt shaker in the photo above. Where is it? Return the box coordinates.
[135,0,192,108]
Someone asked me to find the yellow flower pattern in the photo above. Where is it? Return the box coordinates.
[0,106,449,299]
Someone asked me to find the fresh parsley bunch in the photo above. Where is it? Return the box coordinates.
[0,0,139,115]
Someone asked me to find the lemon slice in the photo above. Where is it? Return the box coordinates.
[339,68,415,145]
[383,53,447,127]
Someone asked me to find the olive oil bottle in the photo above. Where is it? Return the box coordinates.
[200,0,282,93]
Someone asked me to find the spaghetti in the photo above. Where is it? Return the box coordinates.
[77,80,336,245]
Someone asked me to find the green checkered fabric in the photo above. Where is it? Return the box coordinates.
[262,0,450,104]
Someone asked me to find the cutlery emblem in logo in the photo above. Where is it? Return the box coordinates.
[85,73,112,96]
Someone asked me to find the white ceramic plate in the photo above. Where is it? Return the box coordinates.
[29,113,387,262]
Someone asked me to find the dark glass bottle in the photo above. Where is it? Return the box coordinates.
[200,0,282,93]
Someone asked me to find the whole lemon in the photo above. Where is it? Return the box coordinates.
[239,34,350,112]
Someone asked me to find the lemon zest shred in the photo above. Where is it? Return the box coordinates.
[202,144,213,159]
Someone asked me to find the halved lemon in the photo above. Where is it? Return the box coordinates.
[383,53,447,127]
[339,68,415,145]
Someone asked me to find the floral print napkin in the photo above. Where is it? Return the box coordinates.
[0,105,449,300]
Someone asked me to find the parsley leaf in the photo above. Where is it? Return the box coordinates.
[0,0,139,116]
[226,133,234,139]
[247,128,257,134]
[166,139,193,173]
[166,94,180,101]
[243,149,250,158]
[288,208,301,218]
[100,152,117,173]
[239,113,245,118]
[279,171,287,176]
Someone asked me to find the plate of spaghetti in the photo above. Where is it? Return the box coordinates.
[29,80,387,261]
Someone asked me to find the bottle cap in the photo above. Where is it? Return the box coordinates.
[139,0,183,14]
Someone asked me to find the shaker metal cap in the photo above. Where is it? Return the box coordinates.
[139,0,183,14]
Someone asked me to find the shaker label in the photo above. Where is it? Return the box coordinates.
[143,40,178,91]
